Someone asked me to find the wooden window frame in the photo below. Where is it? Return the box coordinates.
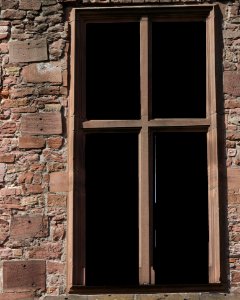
[68,5,225,294]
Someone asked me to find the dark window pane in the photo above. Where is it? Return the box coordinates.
[153,132,208,284]
[152,22,206,118]
[85,133,139,286]
[86,23,140,120]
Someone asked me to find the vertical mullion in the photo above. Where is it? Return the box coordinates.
[139,16,151,285]
[207,7,220,283]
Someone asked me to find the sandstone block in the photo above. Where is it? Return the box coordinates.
[47,261,65,274]
[224,72,240,96]
[19,0,41,10]
[26,184,44,194]
[10,87,35,99]
[50,172,69,192]
[9,39,48,63]
[21,112,62,135]
[48,194,67,207]
[0,154,15,163]
[0,0,18,9]
[47,136,63,149]
[0,292,34,300]
[10,215,48,240]
[228,168,240,189]
[22,62,62,83]
[3,260,46,292]
[1,9,26,20]
[0,163,5,182]
[0,33,8,40]
[0,219,9,245]
[28,242,61,259]
[19,136,45,149]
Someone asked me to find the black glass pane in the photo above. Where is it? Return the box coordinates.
[154,132,208,284]
[85,133,139,286]
[86,23,140,120]
[152,22,206,118]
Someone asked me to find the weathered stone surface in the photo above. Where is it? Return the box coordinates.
[1,9,26,20]
[9,39,48,63]
[0,154,15,163]
[19,0,41,10]
[28,242,61,259]
[50,172,68,192]
[0,0,18,9]
[22,62,62,83]
[224,72,240,96]
[0,219,9,245]
[228,168,240,189]
[48,194,66,207]
[21,112,62,135]
[10,215,48,240]
[47,136,63,149]
[0,163,6,182]
[0,292,34,300]
[19,136,46,149]
[3,260,46,292]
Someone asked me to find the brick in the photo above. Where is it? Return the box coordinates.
[1,9,26,20]
[0,187,21,196]
[10,215,48,240]
[26,184,44,194]
[2,99,29,108]
[9,39,48,63]
[0,33,8,40]
[21,112,62,135]
[0,154,15,163]
[47,136,63,149]
[28,242,61,259]
[3,260,46,292]
[47,194,66,207]
[19,0,41,10]
[22,62,62,83]
[50,172,69,192]
[19,136,45,149]
[224,72,240,96]
[10,87,35,99]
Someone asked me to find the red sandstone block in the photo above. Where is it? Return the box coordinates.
[0,154,15,163]
[19,0,41,10]
[232,271,240,283]
[19,136,45,149]
[47,136,63,149]
[3,260,46,292]
[0,122,17,135]
[9,39,47,63]
[224,72,240,96]
[0,43,8,53]
[228,168,240,189]
[0,33,8,40]
[48,194,67,207]
[28,242,61,259]
[0,187,21,196]
[10,87,35,99]
[10,215,48,240]
[0,292,34,300]
[26,184,44,194]
[22,62,62,83]
[21,112,62,135]
[47,261,65,274]
[50,172,69,192]
[0,219,9,245]
[0,163,5,182]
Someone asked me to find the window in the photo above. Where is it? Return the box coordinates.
[68,5,224,293]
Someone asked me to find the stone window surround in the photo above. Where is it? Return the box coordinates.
[67,4,226,294]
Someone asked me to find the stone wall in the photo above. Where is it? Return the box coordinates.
[0,0,239,299]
